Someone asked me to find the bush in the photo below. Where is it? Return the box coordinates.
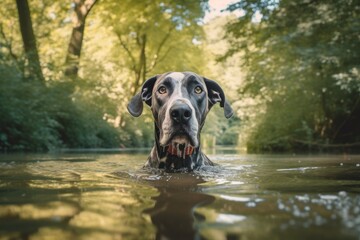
[0,55,120,151]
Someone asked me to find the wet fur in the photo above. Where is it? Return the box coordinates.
[127,72,233,171]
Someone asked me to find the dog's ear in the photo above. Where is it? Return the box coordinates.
[204,78,234,119]
[127,75,158,117]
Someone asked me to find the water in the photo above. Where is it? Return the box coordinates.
[0,151,360,239]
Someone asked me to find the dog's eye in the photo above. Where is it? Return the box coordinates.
[194,86,203,94]
[158,86,167,94]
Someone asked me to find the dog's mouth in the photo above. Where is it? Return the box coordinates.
[162,135,195,159]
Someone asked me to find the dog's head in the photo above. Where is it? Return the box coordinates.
[128,72,233,159]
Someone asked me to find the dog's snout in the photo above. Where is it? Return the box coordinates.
[170,103,192,124]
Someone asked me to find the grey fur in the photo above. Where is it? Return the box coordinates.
[127,72,233,171]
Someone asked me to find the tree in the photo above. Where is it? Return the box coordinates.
[76,0,209,136]
[97,0,208,95]
[0,0,219,150]
[224,0,360,152]
[0,0,120,151]
[65,0,97,78]
[15,0,44,81]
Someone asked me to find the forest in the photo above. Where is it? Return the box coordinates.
[0,0,359,153]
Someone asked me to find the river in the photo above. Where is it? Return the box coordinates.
[0,150,359,239]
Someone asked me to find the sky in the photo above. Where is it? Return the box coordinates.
[205,0,239,22]
[205,0,263,23]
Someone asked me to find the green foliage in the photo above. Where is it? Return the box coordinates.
[225,0,360,152]
[0,53,120,151]
[0,56,55,150]
[90,0,208,95]
[117,111,154,148]
[0,0,212,151]
[202,106,241,146]
[79,0,210,148]
[6,0,359,153]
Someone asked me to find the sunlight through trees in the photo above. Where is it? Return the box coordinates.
[0,0,358,152]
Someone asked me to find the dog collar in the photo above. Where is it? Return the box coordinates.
[167,144,194,158]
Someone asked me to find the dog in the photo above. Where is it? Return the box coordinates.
[127,72,233,171]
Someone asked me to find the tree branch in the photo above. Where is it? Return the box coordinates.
[147,27,174,72]
[84,0,97,17]
[150,46,173,71]
[116,33,137,72]
[0,23,18,60]
[65,0,97,77]
[132,34,147,95]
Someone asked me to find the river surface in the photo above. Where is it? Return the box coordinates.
[0,150,360,240]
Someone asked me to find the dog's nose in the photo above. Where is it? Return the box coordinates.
[170,103,192,123]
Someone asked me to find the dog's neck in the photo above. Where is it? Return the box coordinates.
[147,124,210,171]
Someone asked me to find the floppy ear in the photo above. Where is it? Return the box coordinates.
[204,78,234,119]
[127,76,158,117]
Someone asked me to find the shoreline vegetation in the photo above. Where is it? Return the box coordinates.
[1,0,359,153]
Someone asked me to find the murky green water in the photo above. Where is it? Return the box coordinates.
[0,150,360,239]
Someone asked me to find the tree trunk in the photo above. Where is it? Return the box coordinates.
[16,0,44,81]
[65,0,97,78]
[139,34,147,92]
[131,34,147,96]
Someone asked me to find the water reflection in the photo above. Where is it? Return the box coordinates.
[0,154,158,239]
[1,153,360,239]
[143,174,215,240]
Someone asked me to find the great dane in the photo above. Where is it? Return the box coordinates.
[127,72,233,171]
